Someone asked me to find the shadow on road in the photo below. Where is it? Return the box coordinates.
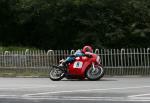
[61,78,117,82]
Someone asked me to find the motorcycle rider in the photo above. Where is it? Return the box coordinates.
[61,45,93,67]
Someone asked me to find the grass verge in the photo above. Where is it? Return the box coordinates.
[0,70,49,77]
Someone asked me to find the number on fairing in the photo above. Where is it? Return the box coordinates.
[73,61,83,68]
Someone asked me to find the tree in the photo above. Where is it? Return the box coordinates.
[0,0,150,49]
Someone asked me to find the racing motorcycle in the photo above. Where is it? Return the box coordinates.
[49,52,104,81]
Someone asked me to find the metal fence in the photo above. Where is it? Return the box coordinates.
[0,48,150,75]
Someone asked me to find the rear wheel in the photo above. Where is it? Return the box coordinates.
[86,65,104,80]
[49,67,65,81]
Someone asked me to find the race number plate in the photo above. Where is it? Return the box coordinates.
[73,61,83,68]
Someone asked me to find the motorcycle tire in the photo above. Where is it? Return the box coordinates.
[49,67,65,81]
[86,66,104,81]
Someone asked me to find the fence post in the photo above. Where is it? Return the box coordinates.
[137,48,140,68]
[127,49,129,67]
[107,49,111,75]
[100,49,104,65]
[4,51,9,67]
[70,50,75,55]
[25,49,29,71]
[47,50,55,66]
[121,49,125,75]
[143,48,147,75]
[104,49,107,68]
[110,49,113,68]
[95,49,100,55]
[117,49,120,74]
[113,49,117,68]
[147,48,150,68]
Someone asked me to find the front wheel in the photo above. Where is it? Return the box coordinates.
[49,67,65,81]
[86,65,104,81]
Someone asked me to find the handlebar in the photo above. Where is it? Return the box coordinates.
[69,54,92,58]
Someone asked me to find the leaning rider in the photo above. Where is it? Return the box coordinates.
[61,45,93,67]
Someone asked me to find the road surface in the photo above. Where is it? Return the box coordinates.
[0,77,150,103]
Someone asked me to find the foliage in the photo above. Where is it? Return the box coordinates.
[0,0,150,49]
[0,46,38,51]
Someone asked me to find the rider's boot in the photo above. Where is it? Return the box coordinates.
[62,62,68,71]
[59,59,68,72]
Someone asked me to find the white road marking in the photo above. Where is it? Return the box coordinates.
[0,85,56,90]
[1,95,150,102]
[23,85,150,96]
[1,85,150,101]
[21,96,150,101]
[128,93,150,98]
[0,95,18,99]
[0,95,17,97]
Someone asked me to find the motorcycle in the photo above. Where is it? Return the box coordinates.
[49,52,104,81]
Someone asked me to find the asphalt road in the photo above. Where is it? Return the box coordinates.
[0,77,150,103]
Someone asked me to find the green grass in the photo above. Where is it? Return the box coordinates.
[0,70,49,77]
[0,46,38,52]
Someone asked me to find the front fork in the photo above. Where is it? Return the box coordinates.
[91,62,96,73]
[91,62,102,73]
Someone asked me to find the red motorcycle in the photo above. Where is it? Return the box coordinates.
[49,52,104,81]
